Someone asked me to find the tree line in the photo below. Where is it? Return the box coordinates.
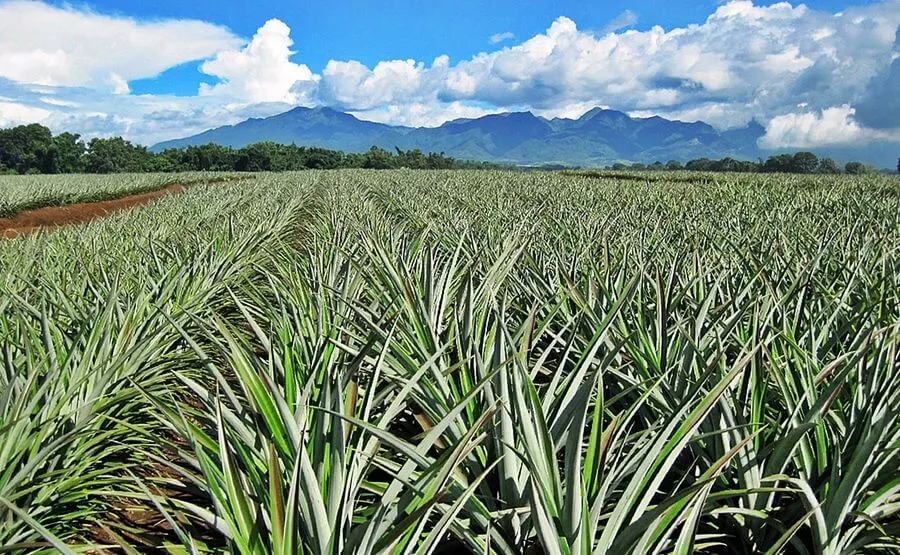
[2,123,893,175]
[608,152,887,174]
[0,124,496,174]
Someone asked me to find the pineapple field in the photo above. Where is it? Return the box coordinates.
[0,170,898,553]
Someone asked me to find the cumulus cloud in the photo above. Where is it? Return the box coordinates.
[0,0,240,92]
[274,0,898,145]
[437,1,899,129]
[0,13,319,143]
[199,19,319,104]
[321,56,447,110]
[489,32,516,45]
[759,105,867,147]
[759,104,900,148]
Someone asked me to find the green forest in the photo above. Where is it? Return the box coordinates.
[0,123,494,174]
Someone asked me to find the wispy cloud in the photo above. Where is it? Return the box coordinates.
[601,9,638,34]
[488,31,515,45]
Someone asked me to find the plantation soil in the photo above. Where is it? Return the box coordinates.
[0,184,185,238]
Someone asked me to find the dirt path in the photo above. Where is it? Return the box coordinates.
[0,183,188,238]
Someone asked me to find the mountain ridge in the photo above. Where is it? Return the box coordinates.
[152,106,767,166]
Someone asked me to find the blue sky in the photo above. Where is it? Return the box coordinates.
[0,0,898,148]
[67,1,728,75]
[47,0,866,95]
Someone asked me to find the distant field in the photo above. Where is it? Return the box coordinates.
[0,171,239,217]
[1,170,898,553]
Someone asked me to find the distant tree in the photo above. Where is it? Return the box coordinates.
[736,159,761,172]
[712,157,741,172]
[845,161,867,175]
[44,132,86,173]
[896,156,899,174]
[343,152,365,168]
[392,147,429,169]
[789,152,819,173]
[762,154,794,173]
[817,157,840,174]
[362,146,394,169]
[148,152,178,172]
[179,143,235,171]
[235,142,276,172]
[0,122,509,174]
[425,152,451,169]
[153,148,188,172]
[0,123,53,173]
[268,144,300,171]
[85,137,153,173]
[685,158,714,171]
[304,147,343,169]
[665,160,683,170]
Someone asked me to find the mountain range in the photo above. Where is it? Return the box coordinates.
[151,106,770,166]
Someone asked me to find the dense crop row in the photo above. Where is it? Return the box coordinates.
[0,174,313,551]
[0,170,898,553]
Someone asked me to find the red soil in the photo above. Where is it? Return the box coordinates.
[0,183,185,239]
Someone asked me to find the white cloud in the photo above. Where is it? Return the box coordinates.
[533,102,610,121]
[351,101,502,128]
[39,97,79,108]
[629,102,758,129]
[108,74,130,95]
[331,0,894,146]
[489,32,516,45]
[0,101,51,127]
[0,76,291,145]
[322,58,437,110]
[758,104,900,148]
[0,0,241,91]
[199,19,319,104]
[437,1,899,125]
[709,1,807,21]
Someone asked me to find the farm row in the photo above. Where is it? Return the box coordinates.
[1,170,898,553]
